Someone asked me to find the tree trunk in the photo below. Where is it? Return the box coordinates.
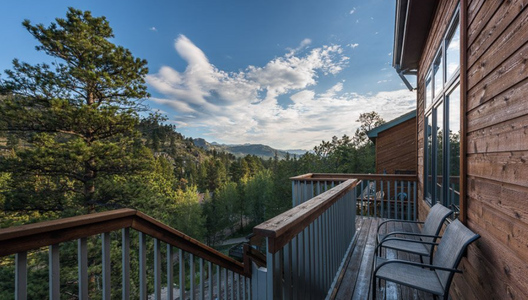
[84,159,96,212]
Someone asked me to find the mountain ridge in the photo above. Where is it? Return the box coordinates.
[192,138,307,159]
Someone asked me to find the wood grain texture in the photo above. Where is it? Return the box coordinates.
[467,0,528,79]
[375,117,417,174]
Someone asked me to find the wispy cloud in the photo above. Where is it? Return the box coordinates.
[146,35,415,148]
[348,43,359,49]
[149,27,157,32]
[350,7,356,14]
[285,38,312,56]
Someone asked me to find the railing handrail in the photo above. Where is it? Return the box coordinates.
[253,179,359,253]
[0,208,246,276]
[290,173,418,181]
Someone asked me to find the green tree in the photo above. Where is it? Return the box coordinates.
[245,169,273,224]
[0,8,151,210]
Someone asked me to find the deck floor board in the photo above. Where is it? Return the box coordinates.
[330,217,435,300]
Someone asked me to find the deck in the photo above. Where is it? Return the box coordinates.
[330,217,435,300]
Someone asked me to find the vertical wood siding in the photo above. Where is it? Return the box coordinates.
[416,0,528,299]
[375,117,417,174]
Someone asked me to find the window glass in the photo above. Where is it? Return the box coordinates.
[433,51,443,98]
[426,71,433,109]
[446,21,460,81]
[447,86,460,208]
[426,115,433,201]
[435,103,444,204]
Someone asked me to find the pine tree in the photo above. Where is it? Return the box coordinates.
[0,8,152,211]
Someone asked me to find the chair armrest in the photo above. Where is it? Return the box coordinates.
[374,258,462,275]
[380,231,441,242]
[377,220,424,234]
[376,238,439,253]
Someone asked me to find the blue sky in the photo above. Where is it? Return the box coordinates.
[0,0,416,150]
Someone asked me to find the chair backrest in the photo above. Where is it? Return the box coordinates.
[420,204,453,251]
[432,219,480,290]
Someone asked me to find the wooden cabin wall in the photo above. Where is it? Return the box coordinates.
[375,117,417,174]
[417,0,528,299]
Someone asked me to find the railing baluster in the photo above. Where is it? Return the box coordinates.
[217,265,221,300]
[360,180,364,217]
[231,270,235,300]
[180,249,186,300]
[243,274,247,300]
[317,215,322,297]
[78,238,88,300]
[401,180,404,219]
[284,242,292,300]
[367,180,371,216]
[102,232,111,300]
[374,180,377,217]
[305,226,311,300]
[49,244,60,300]
[388,180,391,219]
[407,180,411,220]
[380,180,384,218]
[16,251,27,300]
[292,181,296,207]
[154,238,161,300]
[167,245,174,300]
[122,229,130,300]
[190,253,195,300]
[208,262,213,300]
[292,234,299,300]
[394,180,398,219]
[139,232,147,300]
[236,273,241,300]
[414,181,418,220]
[200,258,205,300]
[298,228,304,299]
[224,268,228,300]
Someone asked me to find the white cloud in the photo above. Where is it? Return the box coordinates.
[350,7,356,14]
[286,38,312,56]
[146,35,415,149]
[149,27,157,31]
[388,52,392,56]
[348,43,359,49]
[377,79,392,84]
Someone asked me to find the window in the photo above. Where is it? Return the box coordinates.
[425,71,433,109]
[424,6,460,214]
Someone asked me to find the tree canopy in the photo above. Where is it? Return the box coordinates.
[0,8,152,210]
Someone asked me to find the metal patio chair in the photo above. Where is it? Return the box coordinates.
[372,219,480,300]
[375,203,452,263]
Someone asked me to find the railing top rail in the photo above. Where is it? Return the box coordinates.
[290,173,418,181]
[254,179,359,253]
[0,208,245,275]
[0,208,137,242]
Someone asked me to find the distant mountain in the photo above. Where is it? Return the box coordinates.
[191,138,308,159]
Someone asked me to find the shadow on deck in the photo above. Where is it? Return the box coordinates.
[330,217,435,300]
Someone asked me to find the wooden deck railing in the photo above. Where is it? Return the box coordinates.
[252,179,359,300]
[0,209,249,300]
[291,173,418,221]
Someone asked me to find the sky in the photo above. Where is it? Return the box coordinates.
[0,0,416,150]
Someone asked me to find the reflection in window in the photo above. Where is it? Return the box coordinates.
[448,86,460,208]
[446,21,460,81]
[426,115,433,201]
[435,104,443,204]
[433,52,443,98]
[426,71,433,109]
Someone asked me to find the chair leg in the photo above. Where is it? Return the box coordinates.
[372,277,377,300]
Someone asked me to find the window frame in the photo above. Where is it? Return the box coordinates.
[423,4,461,213]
